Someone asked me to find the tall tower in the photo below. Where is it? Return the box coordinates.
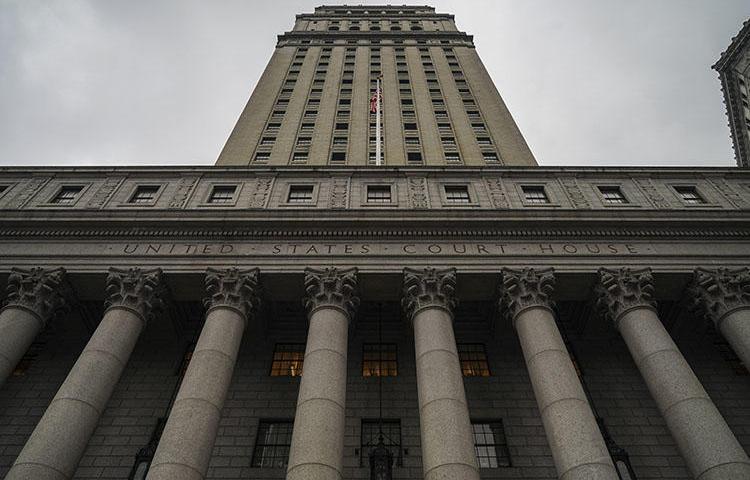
[216,5,537,166]
[714,19,750,168]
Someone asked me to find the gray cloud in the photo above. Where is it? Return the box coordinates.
[0,0,748,166]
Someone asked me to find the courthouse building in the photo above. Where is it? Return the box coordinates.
[2,5,750,480]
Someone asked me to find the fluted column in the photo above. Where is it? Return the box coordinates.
[0,267,71,387]
[402,267,480,480]
[6,267,164,480]
[147,268,260,480]
[500,268,617,479]
[597,267,750,480]
[691,267,750,369]
[287,267,359,480]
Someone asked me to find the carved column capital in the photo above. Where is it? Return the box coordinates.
[104,267,164,323]
[596,267,656,326]
[204,267,261,320]
[3,267,72,326]
[304,267,359,318]
[498,267,555,323]
[690,267,750,328]
[402,267,457,321]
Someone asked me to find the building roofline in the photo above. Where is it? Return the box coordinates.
[713,18,750,71]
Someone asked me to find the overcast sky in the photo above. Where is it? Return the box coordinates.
[1,0,748,167]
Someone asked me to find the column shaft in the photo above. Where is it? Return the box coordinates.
[6,307,145,480]
[515,307,617,480]
[720,309,750,369]
[287,307,349,480]
[413,306,480,480]
[618,307,750,479]
[146,307,246,480]
[0,308,44,387]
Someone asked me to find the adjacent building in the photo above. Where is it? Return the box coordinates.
[1,5,750,480]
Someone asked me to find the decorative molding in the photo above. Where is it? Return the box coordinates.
[407,177,429,209]
[247,177,273,209]
[558,177,590,209]
[303,267,359,318]
[204,267,261,320]
[402,267,457,320]
[690,267,750,328]
[596,267,656,325]
[168,175,200,209]
[329,177,349,209]
[708,178,748,209]
[484,178,509,209]
[3,267,72,325]
[632,178,671,209]
[104,267,164,322]
[499,267,555,321]
[86,177,125,209]
[7,177,51,209]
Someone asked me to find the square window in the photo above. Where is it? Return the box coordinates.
[445,152,461,163]
[129,185,160,204]
[287,185,314,203]
[472,421,511,468]
[458,344,491,376]
[208,185,236,204]
[251,421,294,468]
[51,186,83,205]
[407,151,422,162]
[362,343,397,375]
[335,122,348,130]
[292,151,308,162]
[674,186,705,204]
[522,185,549,204]
[270,343,305,376]
[444,185,470,203]
[366,185,392,204]
[331,151,346,162]
[361,420,402,466]
[598,186,628,204]
[403,122,417,131]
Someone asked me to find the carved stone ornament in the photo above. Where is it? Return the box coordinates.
[498,267,555,322]
[596,267,657,325]
[204,267,261,319]
[402,267,457,320]
[304,267,359,318]
[3,267,72,325]
[689,267,750,328]
[104,267,164,322]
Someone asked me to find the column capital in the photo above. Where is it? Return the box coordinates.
[596,267,656,326]
[104,267,164,323]
[690,267,750,328]
[498,267,555,322]
[402,267,457,321]
[204,267,261,320]
[304,267,359,318]
[3,267,72,326]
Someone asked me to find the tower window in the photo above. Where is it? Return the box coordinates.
[254,152,270,163]
[251,421,293,468]
[331,151,346,162]
[482,152,499,163]
[403,123,417,131]
[207,185,237,204]
[472,421,511,468]
[51,186,83,205]
[287,185,314,203]
[366,185,392,204]
[598,186,628,204]
[129,185,160,204]
[458,344,491,376]
[362,343,397,376]
[270,343,304,376]
[521,185,549,204]
[674,186,705,204]
[407,152,423,163]
[444,185,471,203]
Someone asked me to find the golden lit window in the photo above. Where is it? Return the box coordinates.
[270,344,304,376]
[458,343,491,377]
[362,343,398,377]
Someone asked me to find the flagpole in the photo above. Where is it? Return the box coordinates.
[375,76,382,167]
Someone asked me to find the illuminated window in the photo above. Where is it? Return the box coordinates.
[270,343,304,376]
[362,343,398,376]
[458,343,490,376]
[51,186,83,204]
[472,421,511,468]
[251,421,293,468]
